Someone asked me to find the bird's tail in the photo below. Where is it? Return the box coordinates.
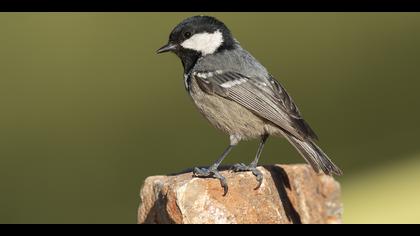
[284,134,343,176]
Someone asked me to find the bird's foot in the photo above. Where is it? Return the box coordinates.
[231,163,263,189]
[193,166,228,196]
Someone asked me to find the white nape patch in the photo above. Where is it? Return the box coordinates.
[181,30,224,55]
[220,78,247,88]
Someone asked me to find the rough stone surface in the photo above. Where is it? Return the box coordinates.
[138,164,342,224]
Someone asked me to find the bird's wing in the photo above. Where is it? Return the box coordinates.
[193,70,318,141]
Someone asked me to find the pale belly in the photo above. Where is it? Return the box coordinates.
[188,78,282,141]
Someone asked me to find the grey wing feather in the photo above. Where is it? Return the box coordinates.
[194,71,318,141]
[267,75,318,140]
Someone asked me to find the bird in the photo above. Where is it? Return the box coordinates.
[156,15,342,195]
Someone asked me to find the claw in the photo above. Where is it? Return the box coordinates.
[232,164,263,189]
[213,173,228,196]
[193,166,229,196]
[252,168,264,189]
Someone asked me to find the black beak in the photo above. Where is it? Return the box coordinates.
[156,43,177,54]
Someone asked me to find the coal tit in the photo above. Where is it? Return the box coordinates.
[157,16,342,195]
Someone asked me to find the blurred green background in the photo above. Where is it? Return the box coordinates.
[0,13,419,224]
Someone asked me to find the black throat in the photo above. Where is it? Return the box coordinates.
[177,49,201,75]
[177,44,236,75]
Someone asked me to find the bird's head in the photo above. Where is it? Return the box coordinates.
[157,16,236,71]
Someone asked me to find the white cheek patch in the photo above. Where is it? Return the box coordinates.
[181,30,224,55]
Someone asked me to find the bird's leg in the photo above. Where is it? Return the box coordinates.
[193,144,234,196]
[231,134,269,189]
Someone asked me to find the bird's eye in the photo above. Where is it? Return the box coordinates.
[184,31,192,39]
